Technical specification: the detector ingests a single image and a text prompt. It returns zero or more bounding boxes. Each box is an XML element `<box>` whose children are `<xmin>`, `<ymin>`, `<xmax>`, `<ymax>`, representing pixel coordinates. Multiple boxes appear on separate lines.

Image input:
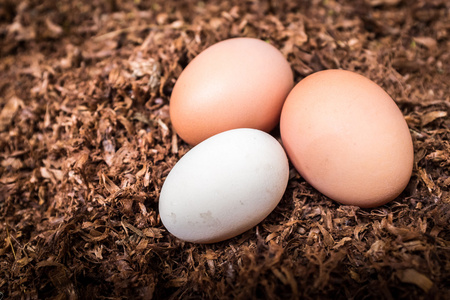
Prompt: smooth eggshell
<box><xmin>280</xmin><ymin>70</ymin><xmax>414</xmax><ymax>208</ymax></box>
<box><xmin>159</xmin><ymin>128</ymin><xmax>289</xmax><ymax>243</ymax></box>
<box><xmin>170</xmin><ymin>37</ymin><xmax>293</xmax><ymax>145</ymax></box>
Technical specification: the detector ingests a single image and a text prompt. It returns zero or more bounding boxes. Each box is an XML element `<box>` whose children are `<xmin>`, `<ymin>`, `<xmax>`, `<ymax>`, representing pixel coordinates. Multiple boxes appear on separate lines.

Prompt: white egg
<box><xmin>159</xmin><ymin>128</ymin><xmax>289</xmax><ymax>243</ymax></box>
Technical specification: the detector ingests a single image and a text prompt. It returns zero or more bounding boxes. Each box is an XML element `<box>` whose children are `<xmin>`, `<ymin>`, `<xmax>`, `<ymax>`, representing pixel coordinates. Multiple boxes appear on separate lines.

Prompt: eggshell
<box><xmin>159</xmin><ymin>128</ymin><xmax>289</xmax><ymax>243</ymax></box>
<box><xmin>280</xmin><ymin>70</ymin><xmax>414</xmax><ymax>208</ymax></box>
<box><xmin>170</xmin><ymin>37</ymin><xmax>293</xmax><ymax>145</ymax></box>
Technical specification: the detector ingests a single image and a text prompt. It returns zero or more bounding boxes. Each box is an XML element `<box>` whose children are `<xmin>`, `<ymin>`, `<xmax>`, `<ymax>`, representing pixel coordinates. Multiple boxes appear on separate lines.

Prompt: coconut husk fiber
<box><xmin>1</xmin><ymin>0</ymin><xmax>449</xmax><ymax>299</ymax></box>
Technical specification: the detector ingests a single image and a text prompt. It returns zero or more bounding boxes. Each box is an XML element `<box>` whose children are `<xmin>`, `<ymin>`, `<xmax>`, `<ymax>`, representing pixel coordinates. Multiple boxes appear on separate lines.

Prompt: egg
<box><xmin>159</xmin><ymin>128</ymin><xmax>289</xmax><ymax>243</ymax></box>
<box><xmin>280</xmin><ymin>70</ymin><xmax>414</xmax><ymax>208</ymax></box>
<box><xmin>170</xmin><ymin>37</ymin><xmax>293</xmax><ymax>145</ymax></box>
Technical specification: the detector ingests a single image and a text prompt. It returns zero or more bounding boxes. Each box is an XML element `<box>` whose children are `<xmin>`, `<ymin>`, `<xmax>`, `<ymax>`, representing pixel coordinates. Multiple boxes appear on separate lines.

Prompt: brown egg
<box><xmin>280</xmin><ymin>70</ymin><xmax>414</xmax><ymax>208</ymax></box>
<box><xmin>170</xmin><ymin>38</ymin><xmax>293</xmax><ymax>145</ymax></box>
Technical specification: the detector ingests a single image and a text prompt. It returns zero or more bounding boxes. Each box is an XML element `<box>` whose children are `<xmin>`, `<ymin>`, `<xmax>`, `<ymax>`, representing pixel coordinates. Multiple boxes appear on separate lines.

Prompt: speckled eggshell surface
<box><xmin>170</xmin><ymin>37</ymin><xmax>293</xmax><ymax>145</ymax></box>
<box><xmin>280</xmin><ymin>70</ymin><xmax>414</xmax><ymax>208</ymax></box>
<box><xmin>159</xmin><ymin>128</ymin><xmax>289</xmax><ymax>243</ymax></box>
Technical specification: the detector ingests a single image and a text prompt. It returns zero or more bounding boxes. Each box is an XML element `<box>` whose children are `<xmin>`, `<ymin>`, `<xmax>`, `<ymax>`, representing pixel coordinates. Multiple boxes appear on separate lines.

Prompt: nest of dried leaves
<box><xmin>1</xmin><ymin>0</ymin><xmax>449</xmax><ymax>299</ymax></box>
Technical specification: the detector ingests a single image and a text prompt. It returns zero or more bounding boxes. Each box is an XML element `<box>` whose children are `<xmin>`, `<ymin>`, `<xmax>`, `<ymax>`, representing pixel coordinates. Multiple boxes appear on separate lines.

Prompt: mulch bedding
<box><xmin>0</xmin><ymin>0</ymin><xmax>449</xmax><ymax>299</ymax></box>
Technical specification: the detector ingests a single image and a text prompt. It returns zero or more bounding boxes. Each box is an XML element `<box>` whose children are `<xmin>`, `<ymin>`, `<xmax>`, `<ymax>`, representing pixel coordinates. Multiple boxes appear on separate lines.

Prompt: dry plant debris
<box><xmin>0</xmin><ymin>0</ymin><xmax>449</xmax><ymax>299</ymax></box>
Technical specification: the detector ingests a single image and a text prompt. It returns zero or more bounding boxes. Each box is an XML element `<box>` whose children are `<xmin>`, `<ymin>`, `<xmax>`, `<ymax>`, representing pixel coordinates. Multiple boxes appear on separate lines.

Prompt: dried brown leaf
<box><xmin>101</xmin><ymin>172</ymin><xmax>120</xmax><ymax>195</ymax></box>
<box><xmin>367</xmin><ymin>240</ymin><xmax>386</xmax><ymax>260</ymax></box>
<box><xmin>366</xmin><ymin>0</ymin><xmax>401</xmax><ymax>7</ymax></box>
<box><xmin>413</xmin><ymin>37</ymin><xmax>438</xmax><ymax>50</ymax></box>
<box><xmin>418</xmin><ymin>168</ymin><xmax>436</xmax><ymax>192</ymax></box>
<box><xmin>45</xmin><ymin>18</ymin><xmax>63</xmax><ymax>38</ymax></box>
<box><xmin>0</xmin><ymin>96</ymin><xmax>23</xmax><ymax>131</ymax></box>
<box><xmin>333</xmin><ymin>237</ymin><xmax>352</xmax><ymax>249</ymax></box>
<box><xmin>421</xmin><ymin>111</ymin><xmax>447</xmax><ymax>126</ymax></box>
<box><xmin>397</xmin><ymin>269</ymin><xmax>433</xmax><ymax>293</ymax></box>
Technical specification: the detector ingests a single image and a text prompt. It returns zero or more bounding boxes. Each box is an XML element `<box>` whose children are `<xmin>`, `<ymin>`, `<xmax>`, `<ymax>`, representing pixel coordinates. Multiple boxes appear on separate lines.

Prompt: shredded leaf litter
<box><xmin>1</xmin><ymin>0</ymin><xmax>449</xmax><ymax>299</ymax></box>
